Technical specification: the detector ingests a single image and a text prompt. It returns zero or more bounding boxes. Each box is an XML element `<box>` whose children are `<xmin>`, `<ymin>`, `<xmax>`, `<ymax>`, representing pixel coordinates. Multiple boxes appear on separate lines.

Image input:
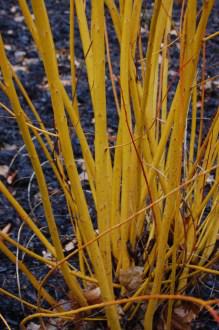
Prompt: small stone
<box><xmin>0</xmin><ymin>266</ymin><xmax>7</xmax><ymax>273</ymax></box>
<box><xmin>10</xmin><ymin>6</ymin><xmax>18</xmax><ymax>13</ymax></box>
<box><xmin>14</xmin><ymin>50</ymin><xmax>26</xmax><ymax>63</ymax></box>
<box><xmin>14</xmin><ymin>15</ymin><xmax>24</xmax><ymax>23</ymax></box>
<box><xmin>4</xmin><ymin>44</ymin><xmax>12</xmax><ymax>51</ymax></box>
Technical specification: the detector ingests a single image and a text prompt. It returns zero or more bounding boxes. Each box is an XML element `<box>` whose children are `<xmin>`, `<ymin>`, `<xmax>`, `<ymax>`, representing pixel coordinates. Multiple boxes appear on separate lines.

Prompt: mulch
<box><xmin>0</xmin><ymin>1</ymin><xmax>218</xmax><ymax>329</ymax></box>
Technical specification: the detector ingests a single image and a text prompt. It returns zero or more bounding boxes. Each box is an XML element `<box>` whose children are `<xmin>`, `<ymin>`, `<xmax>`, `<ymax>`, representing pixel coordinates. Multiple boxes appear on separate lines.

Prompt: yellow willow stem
<box><xmin>131</xmin><ymin>122</ymin><xmax>166</xmax><ymax>243</ymax></box>
<box><xmin>197</xmin><ymin>41</ymin><xmax>206</xmax><ymax>153</ymax></box>
<box><xmin>91</xmin><ymin>2</ymin><xmax>120</xmax><ymax>329</ymax></box>
<box><xmin>119</xmin><ymin>0</ymin><xmax>125</xmax><ymax>16</ymax></box>
<box><xmin>69</xmin><ymin>0</ymin><xmax>79</xmax><ymax>116</ymax></box>
<box><xmin>176</xmin><ymin>0</ymin><xmax>198</xmax><ymax>293</ymax></box>
<box><xmin>104</xmin><ymin>0</ymin><xmax>121</xmax><ymax>41</ymax></box>
<box><xmin>30</xmin><ymin>3</ymin><xmax>121</xmax><ymax>326</ymax></box>
<box><xmin>92</xmin><ymin>0</ymin><xmax>112</xmax><ymax>283</ymax></box>
<box><xmin>123</xmin><ymin>277</ymin><xmax>150</xmax><ymax>312</ymax></box>
<box><xmin>105</xmin><ymin>21</ymin><xmax>120</xmax><ymax>115</ymax></box>
<box><xmin>166</xmin><ymin>212</ymin><xmax>181</xmax><ymax>330</ymax></box>
<box><xmin>128</xmin><ymin>62</ymin><xmax>145</xmax><ymax>249</ymax></box>
<box><xmin>127</xmin><ymin>50</ymin><xmax>155</xmax><ymax>249</ymax></box>
<box><xmin>120</xmin><ymin>0</ymin><xmax>133</xmax><ymax>270</ymax></box>
<box><xmin>189</xmin><ymin>80</ymin><xmax>197</xmax><ymax>171</ymax></box>
<box><xmin>126</xmin><ymin>57</ymin><xmax>147</xmax><ymax>232</ymax></box>
<box><xmin>75</xmin><ymin>225</ymin><xmax>86</xmax><ymax>286</ymax></box>
<box><xmin>128</xmin><ymin>69</ymin><xmax>163</xmax><ymax>248</ymax></box>
<box><xmin>203</xmin><ymin>30</ymin><xmax>219</xmax><ymax>41</ymax></box>
<box><xmin>194</xmin><ymin>115</ymin><xmax>217</xmax><ymax>189</ymax></box>
<box><xmin>198</xmin><ymin>196</ymin><xmax>219</xmax><ymax>261</ymax></box>
<box><xmin>24</xmin><ymin>114</ymin><xmax>83</xmax><ymax>229</ymax></box>
<box><xmin>141</xmin><ymin>0</ymin><xmax>173</xmax><ymax>156</ymax></box>
<box><xmin>20</xmin><ymin>294</ymin><xmax>219</xmax><ymax>330</ymax></box>
<box><xmin>187</xmin><ymin>110</ymin><xmax>219</xmax><ymax>181</ymax></box>
<box><xmin>130</xmin><ymin>0</ymin><xmax>143</xmax><ymax>57</ymax></box>
<box><xmin>194</xmin><ymin>174</ymin><xmax>219</xmax><ymax>220</ymax></box>
<box><xmin>61</xmin><ymin>86</ymin><xmax>96</xmax><ymax>205</ymax></box>
<box><xmin>186</xmin><ymin>1</ymin><xmax>197</xmax><ymax>172</ymax></box>
<box><xmin>0</xmin><ymin>313</ymin><xmax>11</xmax><ymax>330</ymax></box>
<box><xmin>128</xmin><ymin>137</ymin><xmax>142</xmax><ymax>247</ymax></box>
<box><xmin>74</xmin><ymin>0</ymin><xmax>94</xmax><ymax>98</ymax></box>
<box><xmin>110</xmin><ymin>129</ymin><xmax>122</xmax><ymax>260</ymax></box>
<box><xmin>183</xmin><ymin>263</ymin><xmax>219</xmax><ymax>277</ymax></box>
<box><xmin>18</xmin><ymin>0</ymin><xmax>41</xmax><ymax>51</ymax></box>
<box><xmin>155</xmin><ymin>6</ymin><xmax>173</xmax><ymax>216</ymax></box>
<box><xmin>161</xmin><ymin>4</ymin><xmax>172</xmax><ymax>136</ymax></box>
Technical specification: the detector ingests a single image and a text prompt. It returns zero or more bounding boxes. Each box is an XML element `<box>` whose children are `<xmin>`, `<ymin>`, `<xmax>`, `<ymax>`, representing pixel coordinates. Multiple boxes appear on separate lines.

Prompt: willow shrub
<box><xmin>0</xmin><ymin>0</ymin><xmax>218</xmax><ymax>329</ymax></box>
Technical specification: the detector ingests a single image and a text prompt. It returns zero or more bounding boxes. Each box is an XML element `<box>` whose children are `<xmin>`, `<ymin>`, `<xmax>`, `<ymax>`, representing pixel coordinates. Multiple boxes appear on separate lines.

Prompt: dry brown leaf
<box><xmin>7</xmin><ymin>170</ymin><xmax>17</xmax><ymax>184</ymax></box>
<box><xmin>158</xmin><ymin>302</ymin><xmax>201</xmax><ymax>330</ymax></box>
<box><xmin>117</xmin><ymin>305</ymin><xmax>125</xmax><ymax>318</ymax></box>
<box><xmin>58</xmin><ymin>299</ymin><xmax>72</xmax><ymax>311</ymax></box>
<box><xmin>0</xmin><ymin>223</ymin><xmax>11</xmax><ymax>242</ymax></box>
<box><xmin>79</xmin><ymin>171</ymin><xmax>89</xmax><ymax>181</ymax></box>
<box><xmin>83</xmin><ymin>285</ymin><xmax>102</xmax><ymax>305</ymax></box>
<box><xmin>173</xmin><ymin>302</ymin><xmax>200</xmax><ymax>325</ymax></box>
<box><xmin>119</xmin><ymin>266</ymin><xmax>144</xmax><ymax>291</ymax></box>
<box><xmin>108</xmin><ymin>134</ymin><xmax>117</xmax><ymax>142</ymax></box>
<box><xmin>1</xmin><ymin>223</ymin><xmax>11</xmax><ymax>235</ymax></box>
<box><xmin>42</xmin><ymin>250</ymin><xmax>56</xmax><ymax>268</ymax></box>
<box><xmin>1</xmin><ymin>143</ymin><xmax>17</xmax><ymax>151</ymax></box>
<box><xmin>0</xmin><ymin>165</ymin><xmax>9</xmax><ymax>178</ymax></box>
<box><xmin>26</xmin><ymin>322</ymin><xmax>40</xmax><ymax>330</ymax></box>
<box><xmin>64</xmin><ymin>241</ymin><xmax>75</xmax><ymax>252</ymax></box>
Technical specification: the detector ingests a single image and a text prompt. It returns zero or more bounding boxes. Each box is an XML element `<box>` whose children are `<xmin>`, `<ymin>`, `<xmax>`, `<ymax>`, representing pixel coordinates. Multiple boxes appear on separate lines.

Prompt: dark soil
<box><xmin>0</xmin><ymin>1</ymin><xmax>218</xmax><ymax>329</ymax></box>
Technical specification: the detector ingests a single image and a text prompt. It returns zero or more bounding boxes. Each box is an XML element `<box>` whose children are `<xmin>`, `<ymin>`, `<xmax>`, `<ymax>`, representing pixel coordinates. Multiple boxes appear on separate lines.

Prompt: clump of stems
<box><xmin>0</xmin><ymin>0</ymin><xmax>218</xmax><ymax>329</ymax></box>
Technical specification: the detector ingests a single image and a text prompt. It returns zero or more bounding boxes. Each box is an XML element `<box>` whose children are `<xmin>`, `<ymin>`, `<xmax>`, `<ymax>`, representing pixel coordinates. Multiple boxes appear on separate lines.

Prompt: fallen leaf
<box><xmin>117</xmin><ymin>305</ymin><xmax>125</xmax><ymax>318</ymax></box>
<box><xmin>0</xmin><ymin>224</ymin><xmax>11</xmax><ymax>242</ymax></box>
<box><xmin>42</xmin><ymin>250</ymin><xmax>53</xmax><ymax>264</ymax></box>
<box><xmin>108</xmin><ymin>134</ymin><xmax>117</xmax><ymax>143</ymax></box>
<box><xmin>7</xmin><ymin>170</ymin><xmax>17</xmax><ymax>184</ymax></box>
<box><xmin>83</xmin><ymin>285</ymin><xmax>102</xmax><ymax>304</ymax></box>
<box><xmin>14</xmin><ymin>15</ymin><xmax>24</xmax><ymax>23</ymax></box>
<box><xmin>1</xmin><ymin>223</ymin><xmax>11</xmax><ymax>234</ymax></box>
<box><xmin>58</xmin><ymin>299</ymin><xmax>72</xmax><ymax>311</ymax></box>
<box><xmin>4</xmin><ymin>44</ymin><xmax>12</xmax><ymax>51</ymax></box>
<box><xmin>10</xmin><ymin>5</ymin><xmax>18</xmax><ymax>13</ymax></box>
<box><xmin>64</xmin><ymin>241</ymin><xmax>75</xmax><ymax>252</ymax></box>
<box><xmin>173</xmin><ymin>302</ymin><xmax>200</xmax><ymax>324</ymax></box>
<box><xmin>26</xmin><ymin>322</ymin><xmax>40</xmax><ymax>330</ymax></box>
<box><xmin>119</xmin><ymin>266</ymin><xmax>144</xmax><ymax>291</ymax></box>
<box><xmin>0</xmin><ymin>165</ymin><xmax>9</xmax><ymax>178</ymax></box>
<box><xmin>159</xmin><ymin>302</ymin><xmax>201</xmax><ymax>330</ymax></box>
<box><xmin>79</xmin><ymin>171</ymin><xmax>89</xmax><ymax>181</ymax></box>
<box><xmin>206</xmin><ymin>174</ymin><xmax>214</xmax><ymax>185</ymax></box>
<box><xmin>170</xmin><ymin>29</ymin><xmax>178</xmax><ymax>36</ymax></box>
<box><xmin>1</xmin><ymin>143</ymin><xmax>17</xmax><ymax>151</ymax></box>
